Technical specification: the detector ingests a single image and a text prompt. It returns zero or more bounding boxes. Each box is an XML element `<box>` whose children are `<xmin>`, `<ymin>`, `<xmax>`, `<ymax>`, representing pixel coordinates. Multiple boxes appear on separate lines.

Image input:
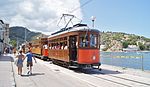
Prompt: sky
<box><xmin>0</xmin><ymin>0</ymin><xmax>82</xmax><ymax>34</ymax></box>
<box><xmin>0</xmin><ymin>0</ymin><xmax>150</xmax><ymax>38</ymax></box>
<box><xmin>80</xmin><ymin>0</ymin><xmax>150</xmax><ymax>38</ymax></box>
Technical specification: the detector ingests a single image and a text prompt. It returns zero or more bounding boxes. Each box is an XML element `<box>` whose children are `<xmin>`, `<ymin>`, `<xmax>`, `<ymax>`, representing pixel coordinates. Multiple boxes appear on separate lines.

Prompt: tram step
<box><xmin>72</xmin><ymin>61</ymin><xmax>77</xmax><ymax>63</ymax></box>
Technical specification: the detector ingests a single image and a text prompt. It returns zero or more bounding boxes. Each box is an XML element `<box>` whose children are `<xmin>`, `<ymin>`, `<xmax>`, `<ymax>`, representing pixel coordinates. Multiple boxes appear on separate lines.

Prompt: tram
<box><xmin>30</xmin><ymin>14</ymin><xmax>101</xmax><ymax>69</ymax></box>
<box><xmin>29</xmin><ymin>37</ymin><xmax>48</xmax><ymax>60</ymax></box>
<box><xmin>48</xmin><ymin>23</ymin><xmax>101</xmax><ymax>68</ymax></box>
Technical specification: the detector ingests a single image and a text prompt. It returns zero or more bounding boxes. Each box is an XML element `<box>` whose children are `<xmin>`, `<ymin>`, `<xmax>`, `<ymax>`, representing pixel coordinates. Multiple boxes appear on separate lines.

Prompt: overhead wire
<box><xmin>49</xmin><ymin>0</ymin><xmax>93</xmax><ymax>28</ymax></box>
<box><xmin>67</xmin><ymin>0</ymin><xmax>93</xmax><ymax>25</ymax></box>
<box><xmin>70</xmin><ymin>0</ymin><xmax>93</xmax><ymax>13</ymax></box>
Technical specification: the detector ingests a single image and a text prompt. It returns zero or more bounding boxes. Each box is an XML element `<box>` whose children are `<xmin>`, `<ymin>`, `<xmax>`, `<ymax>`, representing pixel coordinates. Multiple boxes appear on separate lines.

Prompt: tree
<box><xmin>146</xmin><ymin>45</ymin><xmax>150</xmax><ymax>50</ymax></box>
<box><xmin>139</xmin><ymin>45</ymin><xmax>145</xmax><ymax>50</ymax></box>
<box><xmin>138</xmin><ymin>42</ymin><xmax>145</xmax><ymax>50</ymax></box>
<box><xmin>10</xmin><ymin>40</ymin><xmax>17</xmax><ymax>47</ymax></box>
<box><xmin>122</xmin><ymin>41</ymin><xmax>128</xmax><ymax>48</ymax></box>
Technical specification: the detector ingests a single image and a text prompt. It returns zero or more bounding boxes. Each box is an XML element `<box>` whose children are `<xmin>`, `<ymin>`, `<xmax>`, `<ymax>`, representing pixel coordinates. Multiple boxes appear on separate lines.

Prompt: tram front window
<box><xmin>79</xmin><ymin>34</ymin><xmax>89</xmax><ymax>47</ymax></box>
<box><xmin>90</xmin><ymin>34</ymin><xmax>97</xmax><ymax>48</ymax></box>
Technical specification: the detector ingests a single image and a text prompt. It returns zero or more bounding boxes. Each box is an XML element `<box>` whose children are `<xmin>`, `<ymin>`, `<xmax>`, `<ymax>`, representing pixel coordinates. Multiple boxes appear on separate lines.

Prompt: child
<box><xmin>16</xmin><ymin>50</ymin><xmax>25</xmax><ymax>75</ymax></box>
<box><xmin>26</xmin><ymin>50</ymin><xmax>37</xmax><ymax>75</ymax></box>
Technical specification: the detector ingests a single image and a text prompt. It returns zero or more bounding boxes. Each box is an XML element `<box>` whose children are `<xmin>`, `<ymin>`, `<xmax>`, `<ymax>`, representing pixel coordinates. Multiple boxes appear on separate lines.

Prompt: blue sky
<box><xmin>80</xmin><ymin>0</ymin><xmax>150</xmax><ymax>38</ymax></box>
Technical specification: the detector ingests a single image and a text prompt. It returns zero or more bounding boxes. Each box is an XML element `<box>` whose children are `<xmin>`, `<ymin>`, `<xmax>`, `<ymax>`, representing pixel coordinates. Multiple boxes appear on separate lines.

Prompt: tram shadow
<box><xmin>70</xmin><ymin>68</ymin><xmax>122</xmax><ymax>75</ymax></box>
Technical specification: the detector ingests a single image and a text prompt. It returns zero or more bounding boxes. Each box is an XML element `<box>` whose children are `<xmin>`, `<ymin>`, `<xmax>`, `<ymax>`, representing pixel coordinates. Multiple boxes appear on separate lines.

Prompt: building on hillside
<box><xmin>100</xmin><ymin>45</ymin><xmax>106</xmax><ymax>51</ymax></box>
<box><xmin>123</xmin><ymin>45</ymin><xmax>139</xmax><ymax>52</ymax></box>
<box><xmin>137</xmin><ymin>40</ymin><xmax>145</xmax><ymax>45</ymax></box>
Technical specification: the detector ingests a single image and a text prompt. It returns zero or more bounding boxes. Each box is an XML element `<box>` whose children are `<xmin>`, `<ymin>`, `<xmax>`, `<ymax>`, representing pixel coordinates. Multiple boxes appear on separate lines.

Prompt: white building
<box><xmin>3</xmin><ymin>24</ymin><xmax>10</xmax><ymax>47</ymax></box>
<box><xmin>0</xmin><ymin>20</ymin><xmax>10</xmax><ymax>54</ymax></box>
<box><xmin>123</xmin><ymin>45</ymin><xmax>139</xmax><ymax>52</ymax></box>
<box><xmin>0</xmin><ymin>20</ymin><xmax>4</xmax><ymax>54</ymax></box>
<box><xmin>100</xmin><ymin>45</ymin><xmax>106</xmax><ymax>51</ymax></box>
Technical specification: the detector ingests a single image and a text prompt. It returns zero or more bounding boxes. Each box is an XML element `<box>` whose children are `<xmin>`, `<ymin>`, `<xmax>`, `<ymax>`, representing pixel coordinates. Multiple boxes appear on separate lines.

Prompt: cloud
<box><xmin>0</xmin><ymin>0</ymin><xmax>83</xmax><ymax>35</ymax></box>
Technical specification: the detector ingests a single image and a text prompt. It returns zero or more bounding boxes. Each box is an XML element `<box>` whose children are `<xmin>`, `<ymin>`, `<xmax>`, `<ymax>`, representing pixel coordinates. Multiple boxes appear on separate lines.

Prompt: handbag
<box><xmin>14</xmin><ymin>59</ymin><xmax>18</xmax><ymax>65</ymax></box>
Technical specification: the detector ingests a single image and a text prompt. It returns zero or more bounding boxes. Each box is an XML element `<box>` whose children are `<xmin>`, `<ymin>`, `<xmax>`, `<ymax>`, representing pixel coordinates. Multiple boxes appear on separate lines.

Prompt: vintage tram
<box><xmin>48</xmin><ymin>23</ymin><xmax>101</xmax><ymax>68</ymax></box>
<box><xmin>29</xmin><ymin>37</ymin><xmax>48</xmax><ymax>60</ymax></box>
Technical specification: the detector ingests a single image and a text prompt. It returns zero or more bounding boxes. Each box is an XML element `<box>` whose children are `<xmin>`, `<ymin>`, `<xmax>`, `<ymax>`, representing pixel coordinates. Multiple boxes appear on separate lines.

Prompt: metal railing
<box><xmin>101</xmin><ymin>52</ymin><xmax>150</xmax><ymax>71</ymax></box>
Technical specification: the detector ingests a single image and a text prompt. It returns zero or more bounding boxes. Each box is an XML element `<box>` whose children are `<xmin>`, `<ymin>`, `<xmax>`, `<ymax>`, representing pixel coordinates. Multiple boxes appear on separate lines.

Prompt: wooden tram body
<box><xmin>48</xmin><ymin>24</ymin><xmax>101</xmax><ymax>68</ymax></box>
<box><xmin>30</xmin><ymin>37</ymin><xmax>48</xmax><ymax>60</ymax></box>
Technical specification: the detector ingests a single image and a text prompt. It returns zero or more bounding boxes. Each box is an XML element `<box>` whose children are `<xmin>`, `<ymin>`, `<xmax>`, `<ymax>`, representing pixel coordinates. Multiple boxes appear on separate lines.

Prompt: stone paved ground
<box><xmin>0</xmin><ymin>54</ymin><xmax>15</xmax><ymax>87</ymax></box>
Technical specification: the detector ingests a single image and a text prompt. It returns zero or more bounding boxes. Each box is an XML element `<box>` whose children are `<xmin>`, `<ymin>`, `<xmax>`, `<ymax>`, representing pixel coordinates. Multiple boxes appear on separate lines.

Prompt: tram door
<box><xmin>69</xmin><ymin>36</ymin><xmax>77</xmax><ymax>61</ymax></box>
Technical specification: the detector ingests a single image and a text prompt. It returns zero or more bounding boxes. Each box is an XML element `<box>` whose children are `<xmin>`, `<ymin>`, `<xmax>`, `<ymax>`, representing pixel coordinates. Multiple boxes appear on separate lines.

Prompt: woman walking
<box><xmin>16</xmin><ymin>50</ymin><xmax>25</xmax><ymax>75</ymax></box>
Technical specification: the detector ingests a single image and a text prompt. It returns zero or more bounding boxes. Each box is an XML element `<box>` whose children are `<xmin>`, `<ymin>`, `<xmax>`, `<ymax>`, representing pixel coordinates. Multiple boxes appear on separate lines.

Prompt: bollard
<box><xmin>141</xmin><ymin>54</ymin><xmax>144</xmax><ymax>71</ymax></box>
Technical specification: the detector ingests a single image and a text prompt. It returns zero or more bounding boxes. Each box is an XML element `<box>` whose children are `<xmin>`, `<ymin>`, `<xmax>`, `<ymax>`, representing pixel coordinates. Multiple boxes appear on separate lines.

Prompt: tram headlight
<box><xmin>92</xmin><ymin>56</ymin><xmax>96</xmax><ymax>60</ymax></box>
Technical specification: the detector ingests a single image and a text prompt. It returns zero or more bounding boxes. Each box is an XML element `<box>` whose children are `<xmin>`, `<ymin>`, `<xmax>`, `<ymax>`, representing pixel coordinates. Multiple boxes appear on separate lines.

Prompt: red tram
<box><xmin>29</xmin><ymin>13</ymin><xmax>101</xmax><ymax>68</ymax></box>
<box><xmin>48</xmin><ymin>24</ymin><xmax>101</xmax><ymax>68</ymax></box>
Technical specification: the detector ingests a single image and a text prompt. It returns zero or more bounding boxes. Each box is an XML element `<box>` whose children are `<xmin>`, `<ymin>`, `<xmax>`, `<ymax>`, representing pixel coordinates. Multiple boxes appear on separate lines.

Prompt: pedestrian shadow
<box><xmin>0</xmin><ymin>55</ymin><xmax>14</xmax><ymax>62</ymax></box>
<box><xmin>21</xmin><ymin>72</ymin><xmax>45</xmax><ymax>77</ymax></box>
<box><xmin>71</xmin><ymin>68</ymin><xmax>122</xmax><ymax>75</ymax></box>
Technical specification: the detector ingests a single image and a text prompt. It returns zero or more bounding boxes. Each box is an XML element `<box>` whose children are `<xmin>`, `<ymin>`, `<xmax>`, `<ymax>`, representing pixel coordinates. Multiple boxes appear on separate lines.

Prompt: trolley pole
<box><xmin>91</xmin><ymin>16</ymin><xmax>96</xmax><ymax>29</ymax></box>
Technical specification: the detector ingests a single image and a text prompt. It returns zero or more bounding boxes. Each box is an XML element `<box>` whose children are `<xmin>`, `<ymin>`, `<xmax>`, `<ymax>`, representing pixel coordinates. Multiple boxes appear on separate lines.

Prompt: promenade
<box><xmin>1</xmin><ymin>54</ymin><xmax>150</xmax><ymax>87</ymax></box>
<box><xmin>0</xmin><ymin>54</ymin><xmax>15</xmax><ymax>87</ymax></box>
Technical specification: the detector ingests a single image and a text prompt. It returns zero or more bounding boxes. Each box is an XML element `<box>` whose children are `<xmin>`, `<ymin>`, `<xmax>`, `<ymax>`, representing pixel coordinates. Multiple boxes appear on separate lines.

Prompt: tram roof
<box><xmin>48</xmin><ymin>24</ymin><xmax>99</xmax><ymax>38</ymax></box>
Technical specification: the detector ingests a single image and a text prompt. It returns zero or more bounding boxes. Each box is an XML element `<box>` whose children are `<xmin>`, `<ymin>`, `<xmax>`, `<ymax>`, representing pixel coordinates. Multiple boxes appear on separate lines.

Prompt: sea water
<box><xmin>101</xmin><ymin>52</ymin><xmax>150</xmax><ymax>70</ymax></box>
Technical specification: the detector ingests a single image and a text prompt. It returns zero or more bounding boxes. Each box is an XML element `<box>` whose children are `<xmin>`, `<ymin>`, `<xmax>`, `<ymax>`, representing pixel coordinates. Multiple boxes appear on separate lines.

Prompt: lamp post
<box><xmin>91</xmin><ymin>16</ymin><xmax>96</xmax><ymax>29</ymax></box>
<box><xmin>25</xmin><ymin>28</ymin><xmax>27</xmax><ymax>43</ymax></box>
<box><xmin>24</xmin><ymin>27</ymin><xmax>27</xmax><ymax>53</ymax></box>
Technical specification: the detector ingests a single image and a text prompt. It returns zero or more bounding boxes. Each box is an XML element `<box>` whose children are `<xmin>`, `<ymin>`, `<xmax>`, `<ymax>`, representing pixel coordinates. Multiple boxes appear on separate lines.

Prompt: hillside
<box><xmin>9</xmin><ymin>26</ymin><xmax>43</xmax><ymax>46</ymax></box>
<box><xmin>101</xmin><ymin>31</ymin><xmax>150</xmax><ymax>51</ymax></box>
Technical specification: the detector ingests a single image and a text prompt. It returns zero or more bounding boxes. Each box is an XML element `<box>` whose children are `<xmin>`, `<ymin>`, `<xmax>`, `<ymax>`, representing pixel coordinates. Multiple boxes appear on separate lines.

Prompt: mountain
<box><xmin>9</xmin><ymin>26</ymin><xmax>42</xmax><ymax>45</ymax></box>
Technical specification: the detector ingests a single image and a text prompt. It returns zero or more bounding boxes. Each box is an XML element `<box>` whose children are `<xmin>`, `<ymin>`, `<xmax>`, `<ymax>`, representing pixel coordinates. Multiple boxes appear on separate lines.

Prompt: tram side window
<box><xmin>43</xmin><ymin>44</ymin><xmax>48</xmax><ymax>49</ymax></box>
<box><xmin>64</xmin><ymin>41</ymin><xmax>68</xmax><ymax>49</ymax></box>
<box><xmin>79</xmin><ymin>34</ymin><xmax>89</xmax><ymax>47</ymax></box>
<box><xmin>90</xmin><ymin>34</ymin><xmax>97</xmax><ymax>48</ymax></box>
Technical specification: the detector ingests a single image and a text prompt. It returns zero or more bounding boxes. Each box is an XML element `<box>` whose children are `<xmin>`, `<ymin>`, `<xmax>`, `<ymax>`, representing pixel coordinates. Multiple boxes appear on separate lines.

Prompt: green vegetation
<box><xmin>101</xmin><ymin>31</ymin><xmax>150</xmax><ymax>51</ymax></box>
<box><xmin>122</xmin><ymin>41</ymin><xmax>128</xmax><ymax>48</ymax></box>
<box><xmin>9</xmin><ymin>26</ymin><xmax>42</xmax><ymax>47</ymax></box>
<box><xmin>138</xmin><ymin>42</ymin><xmax>145</xmax><ymax>50</ymax></box>
<box><xmin>9</xmin><ymin>40</ymin><xmax>17</xmax><ymax>47</ymax></box>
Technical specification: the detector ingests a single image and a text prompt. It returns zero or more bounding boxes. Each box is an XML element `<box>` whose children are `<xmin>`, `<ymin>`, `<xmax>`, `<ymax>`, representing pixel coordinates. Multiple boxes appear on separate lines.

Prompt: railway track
<box><xmin>76</xmin><ymin>69</ymin><xmax>150</xmax><ymax>87</ymax></box>
<box><xmin>36</xmin><ymin>59</ymin><xmax>150</xmax><ymax>87</ymax></box>
<box><xmin>99</xmin><ymin>73</ymin><xmax>150</xmax><ymax>86</ymax></box>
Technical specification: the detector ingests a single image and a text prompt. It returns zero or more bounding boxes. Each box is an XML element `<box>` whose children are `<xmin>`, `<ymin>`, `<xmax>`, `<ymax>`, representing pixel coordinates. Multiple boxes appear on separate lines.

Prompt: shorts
<box><xmin>27</xmin><ymin>61</ymin><xmax>33</xmax><ymax>67</ymax></box>
<box><xmin>17</xmin><ymin>63</ymin><xmax>23</xmax><ymax>68</ymax></box>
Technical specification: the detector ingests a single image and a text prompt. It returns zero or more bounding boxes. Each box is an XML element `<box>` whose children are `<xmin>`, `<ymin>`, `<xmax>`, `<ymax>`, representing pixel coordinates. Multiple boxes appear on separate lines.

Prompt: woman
<box><xmin>16</xmin><ymin>50</ymin><xmax>25</xmax><ymax>75</ymax></box>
